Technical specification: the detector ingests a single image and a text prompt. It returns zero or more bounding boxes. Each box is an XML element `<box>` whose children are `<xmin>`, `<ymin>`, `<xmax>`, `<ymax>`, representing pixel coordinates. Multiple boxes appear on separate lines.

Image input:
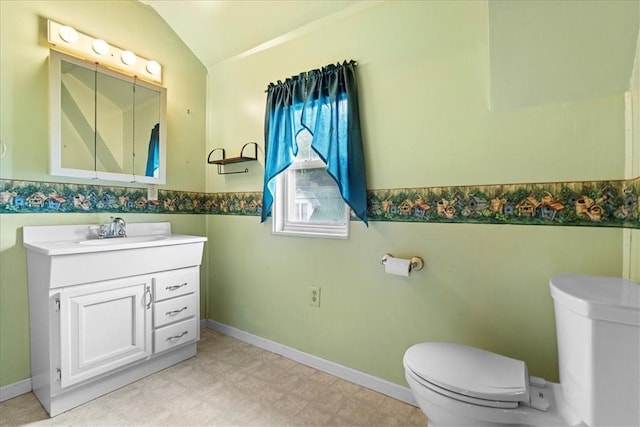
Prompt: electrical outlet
<box><xmin>310</xmin><ymin>285</ymin><xmax>321</xmax><ymax>307</ymax></box>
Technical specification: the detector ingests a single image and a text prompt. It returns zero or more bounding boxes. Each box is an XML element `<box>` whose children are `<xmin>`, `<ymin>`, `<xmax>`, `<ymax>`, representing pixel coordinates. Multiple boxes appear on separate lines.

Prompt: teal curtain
<box><xmin>145</xmin><ymin>123</ymin><xmax>159</xmax><ymax>177</ymax></box>
<box><xmin>261</xmin><ymin>60</ymin><xmax>368</xmax><ymax>225</ymax></box>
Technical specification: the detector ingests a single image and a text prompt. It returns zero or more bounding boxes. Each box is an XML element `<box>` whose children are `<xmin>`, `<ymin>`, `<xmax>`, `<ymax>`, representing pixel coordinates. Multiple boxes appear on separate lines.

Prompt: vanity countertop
<box><xmin>23</xmin><ymin>222</ymin><xmax>206</xmax><ymax>256</ymax></box>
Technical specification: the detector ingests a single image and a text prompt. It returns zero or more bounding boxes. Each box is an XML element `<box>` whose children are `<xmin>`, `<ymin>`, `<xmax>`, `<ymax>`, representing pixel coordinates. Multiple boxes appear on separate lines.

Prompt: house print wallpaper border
<box><xmin>1</xmin><ymin>177</ymin><xmax>638</xmax><ymax>229</ymax></box>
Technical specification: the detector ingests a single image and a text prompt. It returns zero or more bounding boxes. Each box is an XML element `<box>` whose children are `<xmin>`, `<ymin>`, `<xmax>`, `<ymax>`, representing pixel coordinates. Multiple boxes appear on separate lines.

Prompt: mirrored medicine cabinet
<box><xmin>49</xmin><ymin>49</ymin><xmax>167</xmax><ymax>184</ymax></box>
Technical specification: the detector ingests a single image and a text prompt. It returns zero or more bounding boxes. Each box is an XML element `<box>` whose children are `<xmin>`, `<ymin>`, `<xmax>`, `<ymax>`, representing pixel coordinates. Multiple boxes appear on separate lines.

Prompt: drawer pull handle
<box><xmin>166</xmin><ymin>331</ymin><xmax>188</xmax><ymax>341</ymax></box>
<box><xmin>166</xmin><ymin>282</ymin><xmax>188</xmax><ymax>291</ymax></box>
<box><xmin>166</xmin><ymin>306</ymin><xmax>188</xmax><ymax>316</ymax></box>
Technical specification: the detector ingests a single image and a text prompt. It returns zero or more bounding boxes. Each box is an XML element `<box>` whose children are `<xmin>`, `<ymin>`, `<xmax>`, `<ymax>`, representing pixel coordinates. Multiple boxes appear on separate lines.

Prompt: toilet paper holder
<box><xmin>380</xmin><ymin>253</ymin><xmax>424</xmax><ymax>273</ymax></box>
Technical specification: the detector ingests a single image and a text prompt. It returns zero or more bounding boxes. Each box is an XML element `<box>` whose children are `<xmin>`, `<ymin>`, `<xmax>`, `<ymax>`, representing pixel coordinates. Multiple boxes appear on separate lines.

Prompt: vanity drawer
<box><xmin>154</xmin><ymin>293</ymin><xmax>197</xmax><ymax>328</ymax></box>
<box><xmin>154</xmin><ymin>317</ymin><xmax>198</xmax><ymax>354</ymax></box>
<box><xmin>154</xmin><ymin>267</ymin><xmax>199</xmax><ymax>301</ymax></box>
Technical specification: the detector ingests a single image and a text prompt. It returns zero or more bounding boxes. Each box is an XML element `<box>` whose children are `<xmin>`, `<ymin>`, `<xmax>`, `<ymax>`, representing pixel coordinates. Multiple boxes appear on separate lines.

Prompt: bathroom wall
<box><xmin>0</xmin><ymin>1</ymin><xmax>207</xmax><ymax>388</ymax></box>
<box><xmin>627</xmin><ymin>12</ymin><xmax>640</xmax><ymax>281</ymax></box>
<box><xmin>205</xmin><ymin>0</ymin><xmax>636</xmax><ymax>388</ymax></box>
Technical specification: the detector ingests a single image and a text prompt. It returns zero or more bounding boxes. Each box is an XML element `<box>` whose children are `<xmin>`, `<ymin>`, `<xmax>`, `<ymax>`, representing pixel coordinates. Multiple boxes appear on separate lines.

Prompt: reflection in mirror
<box><xmin>60</xmin><ymin>60</ymin><xmax>96</xmax><ymax>171</ymax></box>
<box><xmin>133</xmin><ymin>84</ymin><xmax>161</xmax><ymax>178</ymax></box>
<box><xmin>95</xmin><ymin>67</ymin><xmax>134</xmax><ymax>175</ymax></box>
<box><xmin>50</xmin><ymin>50</ymin><xmax>166</xmax><ymax>184</ymax></box>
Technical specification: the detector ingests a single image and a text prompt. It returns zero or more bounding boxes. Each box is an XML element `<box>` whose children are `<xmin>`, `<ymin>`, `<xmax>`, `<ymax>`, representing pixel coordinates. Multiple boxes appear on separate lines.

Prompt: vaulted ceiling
<box><xmin>142</xmin><ymin>0</ymin><xmax>639</xmax><ymax>110</ymax></box>
<box><xmin>141</xmin><ymin>0</ymin><xmax>359</xmax><ymax>67</ymax></box>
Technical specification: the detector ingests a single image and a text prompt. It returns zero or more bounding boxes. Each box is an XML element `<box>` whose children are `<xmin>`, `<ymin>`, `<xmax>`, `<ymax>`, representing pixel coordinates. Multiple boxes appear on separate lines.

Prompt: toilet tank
<box><xmin>550</xmin><ymin>274</ymin><xmax>640</xmax><ymax>427</ymax></box>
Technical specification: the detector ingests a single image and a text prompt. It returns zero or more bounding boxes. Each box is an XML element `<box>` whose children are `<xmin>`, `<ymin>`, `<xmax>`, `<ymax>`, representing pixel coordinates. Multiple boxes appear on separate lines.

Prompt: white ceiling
<box><xmin>141</xmin><ymin>0</ymin><xmax>360</xmax><ymax>67</ymax></box>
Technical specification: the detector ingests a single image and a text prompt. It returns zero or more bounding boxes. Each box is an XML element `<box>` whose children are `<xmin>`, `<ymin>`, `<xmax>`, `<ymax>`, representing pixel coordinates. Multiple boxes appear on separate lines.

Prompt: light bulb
<box><xmin>92</xmin><ymin>39</ymin><xmax>110</xmax><ymax>55</ymax></box>
<box><xmin>146</xmin><ymin>60</ymin><xmax>161</xmax><ymax>75</ymax></box>
<box><xmin>121</xmin><ymin>50</ymin><xmax>137</xmax><ymax>66</ymax></box>
<box><xmin>58</xmin><ymin>26</ymin><xmax>78</xmax><ymax>43</ymax></box>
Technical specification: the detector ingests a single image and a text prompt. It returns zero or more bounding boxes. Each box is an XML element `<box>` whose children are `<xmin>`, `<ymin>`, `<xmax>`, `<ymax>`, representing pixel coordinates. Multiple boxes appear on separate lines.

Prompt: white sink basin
<box><xmin>78</xmin><ymin>235</ymin><xmax>168</xmax><ymax>246</ymax></box>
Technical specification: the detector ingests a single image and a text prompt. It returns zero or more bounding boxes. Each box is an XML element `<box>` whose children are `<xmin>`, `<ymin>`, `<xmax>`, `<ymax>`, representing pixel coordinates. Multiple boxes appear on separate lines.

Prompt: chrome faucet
<box><xmin>111</xmin><ymin>217</ymin><xmax>126</xmax><ymax>237</ymax></box>
<box><xmin>99</xmin><ymin>217</ymin><xmax>127</xmax><ymax>238</ymax></box>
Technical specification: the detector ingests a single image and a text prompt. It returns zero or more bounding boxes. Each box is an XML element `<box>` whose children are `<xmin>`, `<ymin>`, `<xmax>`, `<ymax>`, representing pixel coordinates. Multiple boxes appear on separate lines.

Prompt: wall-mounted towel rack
<box><xmin>207</xmin><ymin>142</ymin><xmax>258</xmax><ymax>175</ymax></box>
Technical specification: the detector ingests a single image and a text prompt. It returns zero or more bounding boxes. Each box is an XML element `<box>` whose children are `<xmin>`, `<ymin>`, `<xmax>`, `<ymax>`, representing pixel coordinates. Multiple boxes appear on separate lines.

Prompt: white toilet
<box><xmin>403</xmin><ymin>274</ymin><xmax>640</xmax><ymax>427</ymax></box>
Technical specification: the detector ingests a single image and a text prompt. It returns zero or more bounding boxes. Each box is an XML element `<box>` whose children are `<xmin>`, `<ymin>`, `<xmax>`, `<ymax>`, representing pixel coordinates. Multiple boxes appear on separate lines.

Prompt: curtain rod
<box><xmin>265</xmin><ymin>60</ymin><xmax>358</xmax><ymax>92</ymax></box>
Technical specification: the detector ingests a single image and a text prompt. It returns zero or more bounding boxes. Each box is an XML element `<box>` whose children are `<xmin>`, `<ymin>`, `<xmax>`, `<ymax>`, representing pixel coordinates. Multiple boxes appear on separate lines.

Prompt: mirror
<box><xmin>49</xmin><ymin>50</ymin><xmax>167</xmax><ymax>184</ymax></box>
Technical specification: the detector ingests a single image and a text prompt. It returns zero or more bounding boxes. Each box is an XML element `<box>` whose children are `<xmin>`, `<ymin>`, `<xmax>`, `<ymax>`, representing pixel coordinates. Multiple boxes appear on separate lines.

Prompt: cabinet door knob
<box><xmin>145</xmin><ymin>286</ymin><xmax>152</xmax><ymax>309</ymax></box>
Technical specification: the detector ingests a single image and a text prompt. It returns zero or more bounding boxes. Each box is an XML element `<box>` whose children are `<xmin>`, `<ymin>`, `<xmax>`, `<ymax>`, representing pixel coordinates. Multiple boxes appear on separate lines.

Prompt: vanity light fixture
<box><xmin>121</xmin><ymin>50</ymin><xmax>137</xmax><ymax>66</ymax></box>
<box><xmin>92</xmin><ymin>39</ymin><xmax>110</xmax><ymax>56</ymax></box>
<box><xmin>146</xmin><ymin>60</ymin><xmax>161</xmax><ymax>76</ymax></box>
<box><xmin>47</xmin><ymin>19</ymin><xmax>162</xmax><ymax>84</ymax></box>
<box><xmin>58</xmin><ymin>25</ymin><xmax>78</xmax><ymax>43</ymax></box>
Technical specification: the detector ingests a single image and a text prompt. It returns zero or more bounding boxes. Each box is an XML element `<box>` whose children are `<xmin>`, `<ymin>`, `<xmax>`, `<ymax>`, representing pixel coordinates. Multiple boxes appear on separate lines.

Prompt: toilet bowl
<box><xmin>403</xmin><ymin>275</ymin><xmax>640</xmax><ymax>427</ymax></box>
<box><xmin>404</xmin><ymin>342</ymin><xmax>584</xmax><ymax>426</ymax></box>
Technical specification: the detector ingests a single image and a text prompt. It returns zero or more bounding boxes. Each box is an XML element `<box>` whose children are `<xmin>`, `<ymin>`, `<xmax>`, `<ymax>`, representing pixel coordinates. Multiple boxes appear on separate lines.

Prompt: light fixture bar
<box><xmin>47</xmin><ymin>19</ymin><xmax>162</xmax><ymax>84</ymax></box>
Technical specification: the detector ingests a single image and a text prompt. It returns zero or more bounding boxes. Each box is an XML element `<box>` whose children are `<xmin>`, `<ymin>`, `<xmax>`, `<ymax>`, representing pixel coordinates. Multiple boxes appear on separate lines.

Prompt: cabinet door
<box><xmin>59</xmin><ymin>276</ymin><xmax>152</xmax><ymax>388</ymax></box>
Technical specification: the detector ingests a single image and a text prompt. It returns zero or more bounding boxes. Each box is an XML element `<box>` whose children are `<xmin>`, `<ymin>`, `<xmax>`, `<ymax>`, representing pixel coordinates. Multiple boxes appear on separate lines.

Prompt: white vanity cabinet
<box><xmin>23</xmin><ymin>222</ymin><xmax>206</xmax><ymax>417</ymax></box>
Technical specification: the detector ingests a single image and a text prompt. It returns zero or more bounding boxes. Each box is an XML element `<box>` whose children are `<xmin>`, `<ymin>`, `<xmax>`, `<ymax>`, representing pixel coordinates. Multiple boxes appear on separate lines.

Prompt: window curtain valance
<box><xmin>261</xmin><ymin>60</ymin><xmax>368</xmax><ymax>225</ymax></box>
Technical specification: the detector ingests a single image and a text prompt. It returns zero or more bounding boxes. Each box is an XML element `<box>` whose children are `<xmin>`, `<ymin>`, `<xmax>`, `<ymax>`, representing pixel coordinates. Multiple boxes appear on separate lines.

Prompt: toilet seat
<box><xmin>405</xmin><ymin>368</ymin><xmax>522</xmax><ymax>409</ymax></box>
<box><xmin>403</xmin><ymin>342</ymin><xmax>530</xmax><ymax>409</ymax></box>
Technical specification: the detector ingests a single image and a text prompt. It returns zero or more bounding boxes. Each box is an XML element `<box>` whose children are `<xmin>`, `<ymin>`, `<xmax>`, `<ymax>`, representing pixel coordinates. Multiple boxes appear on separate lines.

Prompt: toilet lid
<box><xmin>404</xmin><ymin>342</ymin><xmax>530</xmax><ymax>404</ymax></box>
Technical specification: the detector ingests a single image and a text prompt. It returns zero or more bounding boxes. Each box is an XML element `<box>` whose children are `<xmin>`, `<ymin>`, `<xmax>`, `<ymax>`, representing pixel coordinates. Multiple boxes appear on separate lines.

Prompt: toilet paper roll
<box><xmin>385</xmin><ymin>257</ymin><xmax>411</xmax><ymax>277</ymax></box>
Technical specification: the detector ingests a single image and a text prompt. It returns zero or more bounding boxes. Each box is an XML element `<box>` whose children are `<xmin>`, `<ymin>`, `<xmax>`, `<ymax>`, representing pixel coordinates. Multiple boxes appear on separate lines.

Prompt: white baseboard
<box><xmin>1</xmin><ymin>320</ymin><xmax>417</xmax><ymax>407</ymax></box>
<box><xmin>0</xmin><ymin>378</ymin><xmax>31</xmax><ymax>402</ymax></box>
<box><xmin>204</xmin><ymin>319</ymin><xmax>417</xmax><ymax>407</ymax></box>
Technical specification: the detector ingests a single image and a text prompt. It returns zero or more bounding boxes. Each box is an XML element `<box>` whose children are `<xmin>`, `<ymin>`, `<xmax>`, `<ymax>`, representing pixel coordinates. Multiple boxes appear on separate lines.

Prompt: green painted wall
<box><xmin>627</xmin><ymin>9</ymin><xmax>640</xmax><ymax>282</ymax></box>
<box><xmin>488</xmin><ymin>0</ymin><xmax>638</xmax><ymax>111</ymax></box>
<box><xmin>205</xmin><ymin>0</ymin><xmax>635</xmax><ymax>388</ymax></box>
<box><xmin>0</xmin><ymin>0</ymin><xmax>207</xmax><ymax>387</ymax></box>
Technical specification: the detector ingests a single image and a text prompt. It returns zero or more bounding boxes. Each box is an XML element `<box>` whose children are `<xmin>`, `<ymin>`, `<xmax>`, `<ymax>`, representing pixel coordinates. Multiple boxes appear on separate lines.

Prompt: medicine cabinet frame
<box><xmin>49</xmin><ymin>49</ymin><xmax>167</xmax><ymax>184</ymax></box>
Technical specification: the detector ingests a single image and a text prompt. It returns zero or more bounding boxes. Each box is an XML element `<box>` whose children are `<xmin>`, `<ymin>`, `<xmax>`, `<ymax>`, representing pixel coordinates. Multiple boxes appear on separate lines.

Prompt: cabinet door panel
<box><xmin>59</xmin><ymin>276</ymin><xmax>152</xmax><ymax>388</ymax></box>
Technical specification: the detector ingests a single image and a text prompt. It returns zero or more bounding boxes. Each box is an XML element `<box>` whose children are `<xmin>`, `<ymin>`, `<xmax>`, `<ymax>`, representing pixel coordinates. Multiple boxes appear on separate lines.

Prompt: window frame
<box><xmin>272</xmin><ymin>157</ymin><xmax>350</xmax><ymax>239</ymax></box>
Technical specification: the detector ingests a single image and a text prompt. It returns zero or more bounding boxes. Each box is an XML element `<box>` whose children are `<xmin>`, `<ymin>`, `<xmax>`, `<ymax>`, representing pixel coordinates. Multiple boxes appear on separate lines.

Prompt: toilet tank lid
<box><xmin>550</xmin><ymin>274</ymin><xmax>640</xmax><ymax>326</ymax></box>
<box><xmin>403</xmin><ymin>342</ymin><xmax>530</xmax><ymax>403</ymax></box>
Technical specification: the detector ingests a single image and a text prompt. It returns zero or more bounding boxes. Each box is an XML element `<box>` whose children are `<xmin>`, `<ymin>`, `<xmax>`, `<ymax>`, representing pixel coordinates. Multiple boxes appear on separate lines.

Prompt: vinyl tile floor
<box><xmin>0</xmin><ymin>328</ymin><xmax>427</xmax><ymax>426</ymax></box>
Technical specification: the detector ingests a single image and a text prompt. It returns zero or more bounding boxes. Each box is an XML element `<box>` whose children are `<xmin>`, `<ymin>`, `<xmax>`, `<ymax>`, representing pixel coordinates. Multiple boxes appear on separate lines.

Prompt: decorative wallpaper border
<box><xmin>1</xmin><ymin>178</ymin><xmax>638</xmax><ymax>229</ymax></box>
<box><xmin>367</xmin><ymin>178</ymin><xmax>639</xmax><ymax>229</ymax></box>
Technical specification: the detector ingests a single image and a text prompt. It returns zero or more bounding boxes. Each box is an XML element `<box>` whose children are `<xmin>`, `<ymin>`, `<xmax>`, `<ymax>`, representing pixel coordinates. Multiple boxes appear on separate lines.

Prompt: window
<box><xmin>273</xmin><ymin>129</ymin><xmax>350</xmax><ymax>238</ymax></box>
<box><xmin>261</xmin><ymin>61</ymin><xmax>368</xmax><ymax>235</ymax></box>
